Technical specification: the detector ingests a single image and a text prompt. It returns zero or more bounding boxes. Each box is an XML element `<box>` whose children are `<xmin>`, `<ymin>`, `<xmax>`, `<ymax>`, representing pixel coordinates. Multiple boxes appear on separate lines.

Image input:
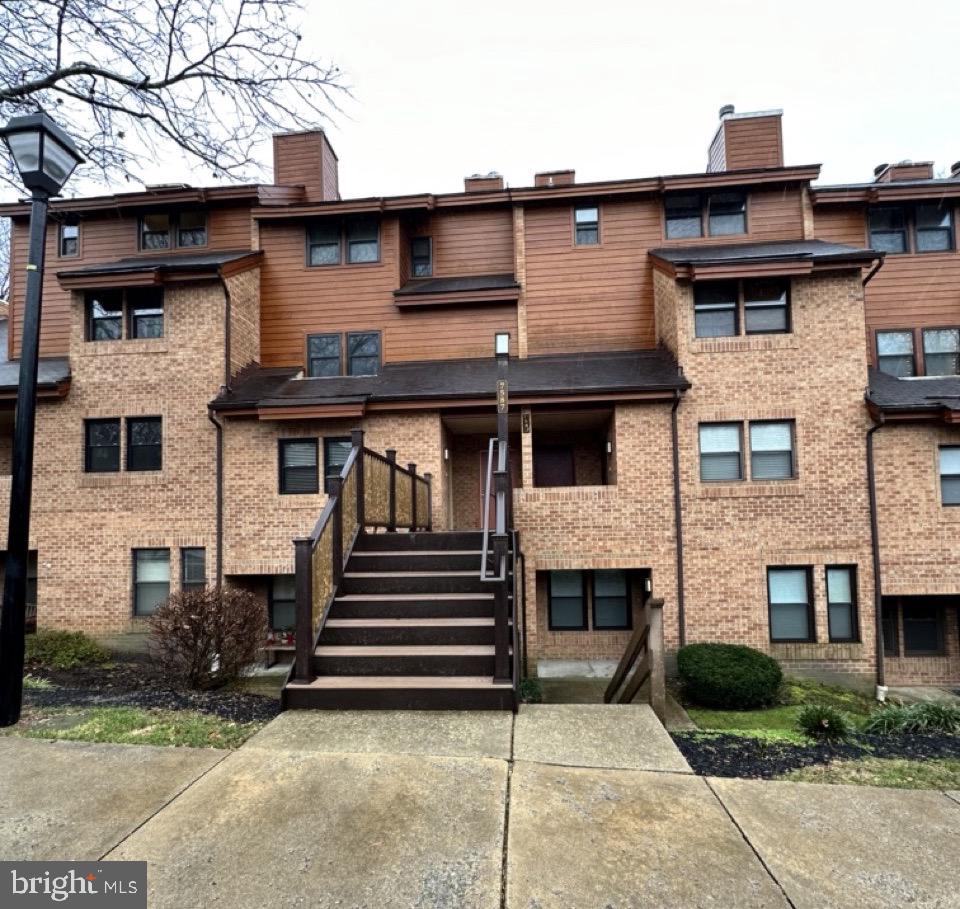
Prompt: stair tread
<box><xmin>336</xmin><ymin>593</ymin><xmax>494</xmax><ymax>601</ymax></box>
<box><xmin>325</xmin><ymin>618</ymin><xmax>495</xmax><ymax>628</ymax></box>
<box><xmin>344</xmin><ymin>571</ymin><xmax>478</xmax><ymax>578</ymax></box>
<box><xmin>287</xmin><ymin>675</ymin><xmax>512</xmax><ymax>690</ymax></box>
<box><xmin>352</xmin><ymin>551</ymin><xmax>482</xmax><ymax>557</ymax></box>
<box><xmin>315</xmin><ymin>644</ymin><xmax>497</xmax><ymax>656</ymax></box>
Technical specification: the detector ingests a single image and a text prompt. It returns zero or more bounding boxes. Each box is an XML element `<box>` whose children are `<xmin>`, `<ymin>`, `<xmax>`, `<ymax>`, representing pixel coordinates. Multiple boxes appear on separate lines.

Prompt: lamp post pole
<box><xmin>0</xmin><ymin>113</ymin><xmax>82</xmax><ymax>727</ymax></box>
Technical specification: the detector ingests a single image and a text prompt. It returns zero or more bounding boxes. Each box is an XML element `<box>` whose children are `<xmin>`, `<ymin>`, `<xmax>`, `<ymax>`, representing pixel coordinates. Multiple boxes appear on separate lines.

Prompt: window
<box><xmin>140</xmin><ymin>213</ymin><xmax>171</xmax><ymax>250</ymax></box>
<box><xmin>126</xmin><ymin>417</ymin><xmax>162</xmax><ymax>471</ymax></box>
<box><xmin>133</xmin><ymin>548</ymin><xmax>170</xmax><ymax>616</ymax></box>
<box><xmin>87</xmin><ymin>291</ymin><xmax>123</xmax><ymax>341</ymax></box>
<box><xmin>270</xmin><ymin>575</ymin><xmax>296</xmax><ymax>631</ymax></box>
<box><xmin>307</xmin><ymin>221</ymin><xmax>341</xmax><ymax>266</ymax></box>
<box><xmin>903</xmin><ymin>602</ymin><xmax>944</xmax><ymax>655</ymax></box>
<box><xmin>86</xmin><ymin>289</ymin><xmax>164</xmax><ymax>342</ymax></box>
<box><xmin>59</xmin><ymin>223</ymin><xmax>79</xmax><ymax>257</ymax></box>
<box><xmin>664</xmin><ymin>194</ymin><xmax>702</xmax><ymax>239</ymax></box>
<box><xmin>411</xmin><ymin>236</ymin><xmax>432</xmax><ymax>277</ymax></box>
<box><xmin>323</xmin><ymin>437</ymin><xmax>352</xmax><ymax>494</ymax></box>
<box><xmin>665</xmin><ymin>191</ymin><xmax>747</xmax><ymax>239</ymax></box>
<box><xmin>548</xmin><ymin>571</ymin><xmax>587</xmax><ymax>630</ymax></box>
<box><xmin>280</xmin><ymin>439</ymin><xmax>319</xmax><ymax>494</ymax></box>
<box><xmin>940</xmin><ymin>447</ymin><xmax>960</xmax><ymax>506</ymax></box>
<box><xmin>694</xmin><ymin>282</ymin><xmax>738</xmax><ymax>338</ymax></box>
<box><xmin>923</xmin><ymin>328</ymin><xmax>960</xmax><ymax>376</ymax></box>
<box><xmin>128</xmin><ymin>288</ymin><xmax>164</xmax><ymax>339</ymax></box>
<box><xmin>592</xmin><ymin>570</ymin><xmax>630</xmax><ymax>630</ymax></box>
<box><xmin>915</xmin><ymin>203</ymin><xmax>953</xmax><ymax>252</ymax></box>
<box><xmin>869</xmin><ymin>204</ymin><xmax>955</xmax><ymax>254</ymax></box>
<box><xmin>881</xmin><ymin>601</ymin><xmax>899</xmax><ymax>657</ymax></box>
<box><xmin>869</xmin><ymin>207</ymin><xmax>907</xmax><ymax>253</ymax></box>
<box><xmin>176</xmin><ymin>211</ymin><xmax>207</xmax><ymax>247</ymax></box>
<box><xmin>307</xmin><ymin>333</ymin><xmax>341</xmax><ymax>377</ymax></box>
<box><xmin>347</xmin><ymin>331</ymin><xmax>381</xmax><ymax>376</ymax></box>
<box><xmin>181</xmin><ymin>548</ymin><xmax>206</xmax><ymax>591</ymax></box>
<box><xmin>346</xmin><ymin>218</ymin><xmax>380</xmax><ymax>263</ymax></box>
<box><xmin>876</xmin><ymin>330</ymin><xmax>915</xmax><ymax>377</ymax></box>
<box><xmin>708</xmin><ymin>192</ymin><xmax>747</xmax><ymax>236</ymax></box>
<box><xmin>573</xmin><ymin>206</ymin><xmax>599</xmax><ymax>245</ymax></box>
<box><xmin>699</xmin><ymin>423</ymin><xmax>743</xmax><ymax>482</ymax></box>
<box><xmin>84</xmin><ymin>419</ymin><xmax>120</xmax><ymax>473</ymax></box>
<box><xmin>767</xmin><ymin>567</ymin><xmax>814</xmax><ymax>642</ymax></box>
<box><xmin>749</xmin><ymin>421</ymin><xmax>795</xmax><ymax>480</ymax></box>
<box><xmin>743</xmin><ymin>279</ymin><xmax>790</xmax><ymax>334</ymax></box>
<box><xmin>826</xmin><ymin>566</ymin><xmax>858</xmax><ymax>642</ymax></box>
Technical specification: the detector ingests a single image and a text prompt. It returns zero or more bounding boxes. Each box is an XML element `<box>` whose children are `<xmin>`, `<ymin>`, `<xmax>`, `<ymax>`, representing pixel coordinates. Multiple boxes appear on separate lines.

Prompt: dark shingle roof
<box><xmin>214</xmin><ymin>349</ymin><xmax>689</xmax><ymax>411</ymax></box>
<box><xmin>867</xmin><ymin>367</ymin><xmax>960</xmax><ymax>415</ymax></box>
<box><xmin>58</xmin><ymin>250</ymin><xmax>258</xmax><ymax>279</ymax></box>
<box><xmin>0</xmin><ymin>357</ymin><xmax>71</xmax><ymax>393</ymax></box>
<box><xmin>395</xmin><ymin>274</ymin><xmax>519</xmax><ymax>296</ymax></box>
<box><xmin>649</xmin><ymin>239</ymin><xmax>878</xmax><ymax>267</ymax></box>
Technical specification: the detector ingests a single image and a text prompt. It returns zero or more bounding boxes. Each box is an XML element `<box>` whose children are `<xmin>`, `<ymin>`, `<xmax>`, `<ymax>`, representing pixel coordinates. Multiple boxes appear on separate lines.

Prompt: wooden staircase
<box><xmin>284</xmin><ymin>530</ymin><xmax>515</xmax><ymax>709</ymax></box>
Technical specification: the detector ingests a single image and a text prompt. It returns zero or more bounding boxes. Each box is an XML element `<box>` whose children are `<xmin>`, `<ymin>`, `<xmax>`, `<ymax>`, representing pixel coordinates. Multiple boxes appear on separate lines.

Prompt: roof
<box><xmin>213</xmin><ymin>349</ymin><xmax>689</xmax><ymax>414</ymax></box>
<box><xmin>57</xmin><ymin>250</ymin><xmax>262</xmax><ymax>288</ymax></box>
<box><xmin>812</xmin><ymin>176</ymin><xmax>960</xmax><ymax>205</ymax></box>
<box><xmin>0</xmin><ymin>357</ymin><xmax>71</xmax><ymax>398</ymax></box>
<box><xmin>395</xmin><ymin>274</ymin><xmax>519</xmax><ymax>296</ymax></box>
<box><xmin>867</xmin><ymin>367</ymin><xmax>960</xmax><ymax>420</ymax></box>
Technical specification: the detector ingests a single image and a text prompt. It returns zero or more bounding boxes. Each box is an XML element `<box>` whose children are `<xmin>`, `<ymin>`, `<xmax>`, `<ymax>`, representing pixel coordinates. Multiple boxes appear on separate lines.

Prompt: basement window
<box><xmin>269</xmin><ymin>576</ymin><xmax>296</xmax><ymax>632</ymax></box>
<box><xmin>548</xmin><ymin>571</ymin><xmax>587</xmax><ymax>630</ymax></box>
<box><xmin>592</xmin><ymin>570</ymin><xmax>631</xmax><ymax>630</ymax></box>
<box><xmin>902</xmin><ymin>602</ymin><xmax>945</xmax><ymax>655</ymax></box>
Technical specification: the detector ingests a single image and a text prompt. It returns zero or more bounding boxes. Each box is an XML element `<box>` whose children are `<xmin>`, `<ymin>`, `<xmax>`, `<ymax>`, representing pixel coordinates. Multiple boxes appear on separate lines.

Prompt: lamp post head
<box><xmin>0</xmin><ymin>113</ymin><xmax>83</xmax><ymax>196</ymax></box>
<box><xmin>494</xmin><ymin>332</ymin><xmax>510</xmax><ymax>359</ymax></box>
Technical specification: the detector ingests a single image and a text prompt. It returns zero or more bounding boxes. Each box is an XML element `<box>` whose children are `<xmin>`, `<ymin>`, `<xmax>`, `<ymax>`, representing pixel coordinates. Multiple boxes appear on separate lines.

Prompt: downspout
<box><xmin>670</xmin><ymin>390</ymin><xmax>686</xmax><ymax>646</ymax></box>
<box><xmin>207</xmin><ymin>273</ymin><xmax>232</xmax><ymax>589</ymax></box>
<box><xmin>866</xmin><ymin>414</ymin><xmax>886</xmax><ymax>699</ymax></box>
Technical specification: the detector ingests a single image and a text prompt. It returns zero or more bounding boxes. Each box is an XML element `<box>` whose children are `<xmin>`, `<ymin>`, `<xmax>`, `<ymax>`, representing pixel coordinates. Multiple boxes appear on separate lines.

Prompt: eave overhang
<box><xmin>56</xmin><ymin>250</ymin><xmax>263</xmax><ymax>290</ymax></box>
<box><xmin>812</xmin><ymin>182</ymin><xmax>960</xmax><ymax>206</ymax></box>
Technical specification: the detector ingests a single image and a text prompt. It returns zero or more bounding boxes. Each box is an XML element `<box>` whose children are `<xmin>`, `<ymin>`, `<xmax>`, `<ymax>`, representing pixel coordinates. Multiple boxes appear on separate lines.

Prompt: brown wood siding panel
<box><xmin>8</xmin><ymin>204</ymin><xmax>251</xmax><ymax>357</ymax></box>
<box><xmin>429</xmin><ymin>209</ymin><xmax>514</xmax><ymax>277</ymax></box>
<box><xmin>724</xmin><ymin>116</ymin><xmax>783</xmax><ymax>170</ymax></box>
<box><xmin>258</xmin><ymin>216</ymin><xmax>517</xmax><ymax>367</ymax></box>
<box><xmin>813</xmin><ymin>206</ymin><xmax>867</xmax><ymax>246</ymax></box>
<box><xmin>523</xmin><ymin>199</ymin><xmax>660</xmax><ymax>355</ymax></box>
<box><xmin>273</xmin><ymin>132</ymin><xmax>329</xmax><ymax>202</ymax></box>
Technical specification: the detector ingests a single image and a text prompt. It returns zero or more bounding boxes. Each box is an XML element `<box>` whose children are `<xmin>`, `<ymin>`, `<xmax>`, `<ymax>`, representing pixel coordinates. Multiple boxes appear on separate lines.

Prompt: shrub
<box><xmin>677</xmin><ymin>643</ymin><xmax>782</xmax><ymax>710</ymax></box>
<box><xmin>149</xmin><ymin>587</ymin><xmax>267</xmax><ymax>690</ymax></box>
<box><xmin>865</xmin><ymin>701</ymin><xmax>960</xmax><ymax>735</ymax></box>
<box><xmin>25</xmin><ymin>629</ymin><xmax>110</xmax><ymax>669</ymax></box>
<box><xmin>518</xmin><ymin>677</ymin><xmax>543</xmax><ymax>704</ymax></box>
<box><xmin>797</xmin><ymin>704</ymin><xmax>855</xmax><ymax>741</ymax></box>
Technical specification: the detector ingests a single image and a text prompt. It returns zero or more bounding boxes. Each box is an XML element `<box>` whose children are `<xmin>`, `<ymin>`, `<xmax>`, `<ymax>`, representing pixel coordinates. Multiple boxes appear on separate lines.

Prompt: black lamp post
<box><xmin>0</xmin><ymin>113</ymin><xmax>82</xmax><ymax>726</ymax></box>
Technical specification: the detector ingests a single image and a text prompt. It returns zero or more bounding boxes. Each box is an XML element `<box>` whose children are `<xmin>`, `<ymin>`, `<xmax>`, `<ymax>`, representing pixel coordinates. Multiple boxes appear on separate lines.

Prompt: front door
<box><xmin>533</xmin><ymin>444</ymin><xmax>575</xmax><ymax>487</ymax></box>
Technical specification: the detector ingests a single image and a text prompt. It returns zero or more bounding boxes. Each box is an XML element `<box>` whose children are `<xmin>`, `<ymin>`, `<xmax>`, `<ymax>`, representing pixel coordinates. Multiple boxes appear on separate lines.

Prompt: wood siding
<box><xmin>419</xmin><ymin>208</ymin><xmax>514</xmax><ymax>278</ymax></box>
<box><xmin>8</xmin><ymin>203</ymin><xmax>252</xmax><ymax>358</ymax></box>
<box><xmin>258</xmin><ymin>215</ymin><xmax>518</xmax><ymax>367</ymax></box>
<box><xmin>723</xmin><ymin>115</ymin><xmax>784</xmax><ymax>171</ymax></box>
<box><xmin>272</xmin><ymin>131</ymin><xmax>338</xmax><ymax>202</ymax></box>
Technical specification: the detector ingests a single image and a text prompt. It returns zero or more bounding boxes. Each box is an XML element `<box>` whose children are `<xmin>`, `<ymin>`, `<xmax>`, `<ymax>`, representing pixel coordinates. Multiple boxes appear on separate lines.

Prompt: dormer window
<box><xmin>139</xmin><ymin>212</ymin><xmax>207</xmax><ymax>250</ymax></box>
<box><xmin>665</xmin><ymin>191</ymin><xmax>747</xmax><ymax>239</ymax></box>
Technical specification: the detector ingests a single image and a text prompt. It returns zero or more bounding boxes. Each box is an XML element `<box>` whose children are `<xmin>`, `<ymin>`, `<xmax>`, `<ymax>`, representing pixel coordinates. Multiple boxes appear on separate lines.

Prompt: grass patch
<box><xmin>687</xmin><ymin>678</ymin><xmax>874</xmax><ymax>741</ymax></box>
<box><xmin>23</xmin><ymin>674</ymin><xmax>55</xmax><ymax>690</ymax></box>
<box><xmin>15</xmin><ymin>706</ymin><xmax>262</xmax><ymax>749</ymax></box>
<box><xmin>784</xmin><ymin>757</ymin><xmax>960</xmax><ymax>790</ymax></box>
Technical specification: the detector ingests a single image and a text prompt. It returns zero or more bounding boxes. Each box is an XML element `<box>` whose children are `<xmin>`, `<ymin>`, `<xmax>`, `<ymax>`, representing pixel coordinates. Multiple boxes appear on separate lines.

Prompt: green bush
<box><xmin>677</xmin><ymin>643</ymin><xmax>782</xmax><ymax>710</ymax></box>
<box><xmin>865</xmin><ymin>701</ymin><xmax>960</xmax><ymax>735</ymax></box>
<box><xmin>25</xmin><ymin>629</ymin><xmax>110</xmax><ymax>670</ymax></box>
<box><xmin>518</xmin><ymin>677</ymin><xmax>543</xmax><ymax>704</ymax></box>
<box><xmin>797</xmin><ymin>704</ymin><xmax>855</xmax><ymax>741</ymax></box>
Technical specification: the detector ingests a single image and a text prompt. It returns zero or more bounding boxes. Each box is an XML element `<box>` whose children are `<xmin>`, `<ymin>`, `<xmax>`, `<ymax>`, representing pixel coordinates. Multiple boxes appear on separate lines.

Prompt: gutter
<box><xmin>866</xmin><ymin>414</ymin><xmax>886</xmax><ymax>698</ymax></box>
<box><xmin>670</xmin><ymin>390</ymin><xmax>686</xmax><ymax>646</ymax></box>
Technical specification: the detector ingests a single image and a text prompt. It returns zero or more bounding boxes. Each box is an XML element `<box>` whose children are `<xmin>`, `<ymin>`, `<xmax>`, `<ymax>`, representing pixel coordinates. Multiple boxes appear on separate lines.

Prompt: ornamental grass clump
<box><xmin>677</xmin><ymin>643</ymin><xmax>782</xmax><ymax>710</ymax></box>
<box><xmin>796</xmin><ymin>703</ymin><xmax>856</xmax><ymax>741</ymax></box>
<box><xmin>865</xmin><ymin>701</ymin><xmax>960</xmax><ymax>735</ymax></box>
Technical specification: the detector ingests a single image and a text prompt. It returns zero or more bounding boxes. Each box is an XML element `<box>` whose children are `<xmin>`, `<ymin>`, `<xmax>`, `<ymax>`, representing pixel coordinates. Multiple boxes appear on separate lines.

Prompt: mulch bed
<box><xmin>672</xmin><ymin>731</ymin><xmax>960</xmax><ymax>779</ymax></box>
<box><xmin>25</xmin><ymin>662</ymin><xmax>281</xmax><ymax>724</ymax></box>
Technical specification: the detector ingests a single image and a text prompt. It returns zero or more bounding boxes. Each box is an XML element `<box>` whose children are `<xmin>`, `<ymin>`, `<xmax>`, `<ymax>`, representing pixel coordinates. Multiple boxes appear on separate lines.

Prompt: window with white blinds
<box><xmin>280</xmin><ymin>439</ymin><xmax>319</xmax><ymax>494</ymax></box>
<box><xmin>749</xmin><ymin>421</ymin><xmax>795</xmax><ymax>480</ymax></box>
<box><xmin>698</xmin><ymin>423</ymin><xmax>742</xmax><ymax>481</ymax></box>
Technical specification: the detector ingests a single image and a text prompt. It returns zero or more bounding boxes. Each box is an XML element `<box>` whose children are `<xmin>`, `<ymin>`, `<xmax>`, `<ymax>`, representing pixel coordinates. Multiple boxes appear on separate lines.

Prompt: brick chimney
<box><xmin>535</xmin><ymin>169</ymin><xmax>576</xmax><ymax>187</ymax></box>
<box><xmin>272</xmin><ymin>129</ymin><xmax>340</xmax><ymax>202</ymax></box>
<box><xmin>873</xmin><ymin>160</ymin><xmax>935</xmax><ymax>182</ymax></box>
<box><xmin>464</xmin><ymin>173</ymin><xmax>504</xmax><ymax>192</ymax></box>
<box><xmin>707</xmin><ymin>105</ymin><xmax>784</xmax><ymax>172</ymax></box>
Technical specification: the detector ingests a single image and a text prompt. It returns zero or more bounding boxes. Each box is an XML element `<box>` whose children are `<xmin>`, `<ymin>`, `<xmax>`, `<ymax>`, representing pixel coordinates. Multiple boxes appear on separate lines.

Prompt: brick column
<box><xmin>520</xmin><ymin>408</ymin><xmax>534</xmax><ymax>489</ymax></box>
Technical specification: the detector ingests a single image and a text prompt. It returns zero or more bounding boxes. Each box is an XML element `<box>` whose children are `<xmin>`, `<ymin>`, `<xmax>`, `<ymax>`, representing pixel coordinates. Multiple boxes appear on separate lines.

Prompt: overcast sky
<box><xmin>135</xmin><ymin>0</ymin><xmax>960</xmax><ymax>196</ymax></box>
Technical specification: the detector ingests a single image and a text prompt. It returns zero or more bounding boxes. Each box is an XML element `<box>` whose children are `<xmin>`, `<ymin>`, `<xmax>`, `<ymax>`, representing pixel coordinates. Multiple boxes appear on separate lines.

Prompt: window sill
<box><xmin>698</xmin><ymin>481</ymin><xmax>801</xmax><ymax>499</ymax></box>
<box><xmin>81</xmin><ymin>340</ymin><xmax>168</xmax><ymax>356</ymax></box>
<box><xmin>690</xmin><ymin>335</ymin><xmax>799</xmax><ymax>355</ymax></box>
<box><xmin>79</xmin><ymin>472</ymin><xmax>167</xmax><ymax>488</ymax></box>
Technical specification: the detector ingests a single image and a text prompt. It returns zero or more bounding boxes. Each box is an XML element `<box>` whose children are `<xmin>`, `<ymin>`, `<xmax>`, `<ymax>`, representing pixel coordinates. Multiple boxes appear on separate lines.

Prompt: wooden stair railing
<box><xmin>292</xmin><ymin>430</ymin><xmax>433</xmax><ymax>685</ymax></box>
<box><xmin>604</xmin><ymin>596</ymin><xmax>666</xmax><ymax>720</ymax></box>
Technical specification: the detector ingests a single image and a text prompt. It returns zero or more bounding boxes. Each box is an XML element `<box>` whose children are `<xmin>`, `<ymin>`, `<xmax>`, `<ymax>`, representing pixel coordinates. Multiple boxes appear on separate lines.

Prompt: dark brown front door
<box><xmin>533</xmin><ymin>444</ymin><xmax>575</xmax><ymax>487</ymax></box>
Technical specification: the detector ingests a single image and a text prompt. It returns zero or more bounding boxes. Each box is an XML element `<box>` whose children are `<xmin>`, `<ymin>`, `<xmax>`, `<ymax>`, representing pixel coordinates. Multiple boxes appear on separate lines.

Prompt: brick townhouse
<box><xmin>1</xmin><ymin>105</ymin><xmax>958</xmax><ymax>706</ymax></box>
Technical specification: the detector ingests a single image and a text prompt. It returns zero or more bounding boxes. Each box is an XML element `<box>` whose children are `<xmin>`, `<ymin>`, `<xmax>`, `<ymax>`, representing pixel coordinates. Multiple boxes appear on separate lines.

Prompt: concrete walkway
<box><xmin>2</xmin><ymin>705</ymin><xmax>959</xmax><ymax>908</ymax></box>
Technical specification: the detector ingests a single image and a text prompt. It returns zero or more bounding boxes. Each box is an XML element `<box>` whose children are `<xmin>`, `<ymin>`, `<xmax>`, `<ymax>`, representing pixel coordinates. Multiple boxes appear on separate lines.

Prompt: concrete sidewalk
<box><xmin>2</xmin><ymin>705</ymin><xmax>959</xmax><ymax>908</ymax></box>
